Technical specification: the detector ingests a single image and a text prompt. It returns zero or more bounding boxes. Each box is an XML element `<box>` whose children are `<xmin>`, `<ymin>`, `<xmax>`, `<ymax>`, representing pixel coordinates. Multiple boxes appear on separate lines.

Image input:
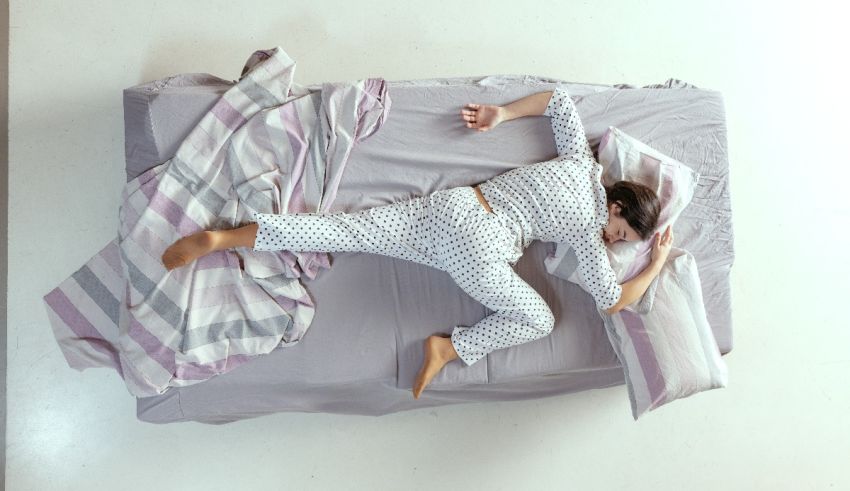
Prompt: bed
<box><xmin>48</xmin><ymin>51</ymin><xmax>734</xmax><ymax>424</ymax></box>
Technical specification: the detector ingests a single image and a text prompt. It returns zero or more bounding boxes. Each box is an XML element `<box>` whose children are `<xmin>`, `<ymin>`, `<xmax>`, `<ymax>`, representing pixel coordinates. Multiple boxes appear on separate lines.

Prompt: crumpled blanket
<box><xmin>43</xmin><ymin>46</ymin><xmax>392</xmax><ymax>396</ymax></box>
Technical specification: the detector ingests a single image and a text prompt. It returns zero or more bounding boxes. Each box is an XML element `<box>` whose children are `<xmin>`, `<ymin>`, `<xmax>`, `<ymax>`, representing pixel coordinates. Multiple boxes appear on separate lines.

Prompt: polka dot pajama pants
<box><xmin>252</xmin><ymin>186</ymin><xmax>556</xmax><ymax>366</ymax></box>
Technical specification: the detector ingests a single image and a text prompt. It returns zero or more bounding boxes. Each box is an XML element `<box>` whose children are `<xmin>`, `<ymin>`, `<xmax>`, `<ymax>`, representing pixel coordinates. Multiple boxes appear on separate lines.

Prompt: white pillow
<box><xmin>544</xmin><ymin>126</ymin><xmax>700</xmax><ymax>310</ymax></box>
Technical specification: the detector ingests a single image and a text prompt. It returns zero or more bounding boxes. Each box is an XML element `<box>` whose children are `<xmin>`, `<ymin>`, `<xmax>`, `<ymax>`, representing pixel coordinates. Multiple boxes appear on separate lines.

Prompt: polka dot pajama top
<box><xmin>478</xmin><ymin>86</ymin><xmax>623</xmax><ymax>311</ymax></box>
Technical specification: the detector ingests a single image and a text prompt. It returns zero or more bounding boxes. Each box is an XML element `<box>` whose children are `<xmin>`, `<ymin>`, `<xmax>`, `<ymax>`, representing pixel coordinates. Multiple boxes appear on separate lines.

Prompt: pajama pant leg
<box><xmin>252</xmin><ymin>187</ymin><xmax>555</xmax><ymax>367</ymax></box>
<box><xmin>446</xmin><ymin>260</ymin><xmax>555</xmax><ymax>366</ymax></box>
<box><xmin>252</xmin><ymin>193</ymin><xmax>443</xmax><ymax>270</ymax></box>
<box><xmin>431</xmin><ymin>200</ymin><xmax>556</xmax><ymax>367</ymax></box>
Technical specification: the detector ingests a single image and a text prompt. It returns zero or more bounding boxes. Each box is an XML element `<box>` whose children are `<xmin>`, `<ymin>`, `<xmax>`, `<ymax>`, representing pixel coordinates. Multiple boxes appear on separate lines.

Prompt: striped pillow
<box><xmin>597</xmin><ymin>126</ymin><xmax>701</xmax><ymax>285</ymax></box>
<box><xmin>602</xmin><ymin>249</ymin><xmax>728</xmax><ymax>419</ymax></box>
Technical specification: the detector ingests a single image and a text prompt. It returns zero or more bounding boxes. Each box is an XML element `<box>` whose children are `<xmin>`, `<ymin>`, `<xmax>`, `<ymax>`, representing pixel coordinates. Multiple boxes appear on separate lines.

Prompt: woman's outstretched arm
<box><xmin>501</xmin><ymin>91</ymin><xmax>554</xmax><ymax>121</ymax></box>
<box><xmin>461</xmin><ymin>91</ymin><xmax>554</xmax><ymax>132</ymax></box>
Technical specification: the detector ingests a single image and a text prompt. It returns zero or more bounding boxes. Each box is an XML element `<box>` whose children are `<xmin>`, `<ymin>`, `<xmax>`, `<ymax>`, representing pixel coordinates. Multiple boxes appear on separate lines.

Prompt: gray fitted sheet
<box><xmin>126</xmin><ymin>74</ymin><xmax>733</xmax><ymax>424</ymax></box>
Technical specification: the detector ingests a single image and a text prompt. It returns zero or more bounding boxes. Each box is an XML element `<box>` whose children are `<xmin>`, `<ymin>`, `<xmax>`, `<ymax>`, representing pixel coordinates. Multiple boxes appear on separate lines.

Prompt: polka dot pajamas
<box><xmin>478</xmin><ymin>85</ymin><xmax>623</xmax><ymax>311</ymax></box>
<box><xmin>253</xmin><ymin>186</ymin><xmax>553</xmax><ymax>366</ymax></box>
<box><xmin>251</xmin><ymin>85</ymin><xmax>621</xmax><ymax>366</ymax></box>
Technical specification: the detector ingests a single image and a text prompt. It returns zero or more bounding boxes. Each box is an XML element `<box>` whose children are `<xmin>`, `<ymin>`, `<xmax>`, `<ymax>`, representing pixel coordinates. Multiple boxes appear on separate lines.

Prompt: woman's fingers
<box><xmin>462</xmin><ymin>105</ymin><xmax>479</xmax><ymax>118</ymax></box>
<box><xmin>653</xmin><ymin>226</ymin><xmax>673</xmax><ymax>246</ymax></box>
<box><xmin>664</xmin><ymin>226</ymin><xmax>673</xmax><ymax>244</ymax></box>
<box><xmin>461</xmin><ymin>107</ymin><xmax>479</xmax><ymax>127</ymax></box>
<box><xmin>462</xmin><ymin>104</ymin><xmax>495</xmax><ymax>131</ymax></box>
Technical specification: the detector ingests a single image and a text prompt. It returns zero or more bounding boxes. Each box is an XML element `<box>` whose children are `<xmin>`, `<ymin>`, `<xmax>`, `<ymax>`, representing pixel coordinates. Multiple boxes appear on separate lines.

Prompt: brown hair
<box><xmin>604</xmin><ymin>181</ymin><xmax>661</xmax><ymax>241</ymax></box>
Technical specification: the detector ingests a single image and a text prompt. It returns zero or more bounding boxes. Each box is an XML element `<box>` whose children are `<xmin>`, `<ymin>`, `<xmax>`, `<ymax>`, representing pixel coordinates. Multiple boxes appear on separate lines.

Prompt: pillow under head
<box><xmin>544</xmin><ymin>126</ymin><xmax>701</xmax><ymax>310</ymax></box>
<box><xmin>598</xmin><ymin>126</ymin><xmax>701</xmax><ymax>284</ymax></box>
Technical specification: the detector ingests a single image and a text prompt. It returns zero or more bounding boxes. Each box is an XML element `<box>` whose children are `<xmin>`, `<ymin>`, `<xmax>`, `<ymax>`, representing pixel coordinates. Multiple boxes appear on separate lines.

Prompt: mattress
<box><xmin>125</xmin><ymin>73</ymin><xmax>733</xmax><ymax>424</ymax></box>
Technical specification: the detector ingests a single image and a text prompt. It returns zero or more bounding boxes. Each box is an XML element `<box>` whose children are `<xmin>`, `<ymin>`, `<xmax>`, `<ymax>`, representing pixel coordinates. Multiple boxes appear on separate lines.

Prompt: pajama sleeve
<box><xmin>572</xmin><ymin>227</ymin><xmax>623</xmax><ymax>311</ymax></box>
<box><xmin>543</xmin><ymin>85</ymin><xmax>595</xmax><ymax>161</ymax></box>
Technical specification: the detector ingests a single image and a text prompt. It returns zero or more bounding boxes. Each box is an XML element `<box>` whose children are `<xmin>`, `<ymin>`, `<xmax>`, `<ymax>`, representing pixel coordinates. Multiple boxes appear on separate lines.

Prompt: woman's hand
<box><xmin>650</xmin><ymin>225</ymin><xmax>674</xmax><ymax>267</ymax></box>
<box><xmin>461</xmin><ymin>104</ymin><xmax>504</xmax><ymax>132</ymax></box>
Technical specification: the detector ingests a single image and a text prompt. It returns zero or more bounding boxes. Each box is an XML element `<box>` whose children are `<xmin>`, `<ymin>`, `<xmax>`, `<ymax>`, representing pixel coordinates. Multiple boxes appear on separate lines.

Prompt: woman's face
<box><xmin>603</xmin><ymin>203</ymin><xmax>642</xmax><ymax>244</ymax></box>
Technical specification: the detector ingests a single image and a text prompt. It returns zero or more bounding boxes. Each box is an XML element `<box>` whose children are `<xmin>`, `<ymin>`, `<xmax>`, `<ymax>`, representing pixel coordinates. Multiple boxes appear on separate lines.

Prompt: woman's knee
<box><xmin>506</xmin><ymin>304</ymin><xmax>554</xmax><ymax>335</ymax></box>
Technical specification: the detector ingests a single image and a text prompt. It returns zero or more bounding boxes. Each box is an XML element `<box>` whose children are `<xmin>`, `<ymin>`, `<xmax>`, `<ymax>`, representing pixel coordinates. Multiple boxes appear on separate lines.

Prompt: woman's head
<box><xmin>602</xmin><ymin>181</ymin><xmax>661</xmax><ymax>243</ymax></box>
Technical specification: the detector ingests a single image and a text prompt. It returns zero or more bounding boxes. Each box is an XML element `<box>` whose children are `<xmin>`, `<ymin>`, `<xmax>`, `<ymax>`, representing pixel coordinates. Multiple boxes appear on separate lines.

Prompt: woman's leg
<box><xmin>252</xmin><ymin>198</ymin><xmax>443</xmax><ymax>266</ymax></box>
<box><xmin>413</xmin><ymin>258</ymin><xmax>555</xmax><ymax>397</ymax></box>
<box><xmin>214</xmin><ymin>222</ymin><xmax>259</xmax><ymax>249</ymax></box>
<box><xmin>412</xmin><ymin>187</ymin><xmax>551</xmax><ymax>397</ymax></box>
<box><xmin>162</xmin><ymin>194</ymin><xmax>442</xmax><ymax>271</ymax></box>
<box><xmin>447</xmin><ymin>260</ymin><xmax>555</xmax><ymax>366</ymax></box>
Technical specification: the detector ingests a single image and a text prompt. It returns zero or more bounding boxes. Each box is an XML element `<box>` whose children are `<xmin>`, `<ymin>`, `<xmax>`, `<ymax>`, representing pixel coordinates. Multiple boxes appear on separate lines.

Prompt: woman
<box><xmin>161</xmin><ymin>87</ymin><xmax>674</xmax><ymax>399</ymax></box>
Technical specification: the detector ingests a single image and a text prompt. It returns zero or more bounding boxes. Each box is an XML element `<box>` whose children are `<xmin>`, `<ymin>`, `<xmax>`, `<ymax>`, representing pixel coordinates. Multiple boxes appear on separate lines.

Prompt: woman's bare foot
<box><xmin>161</xmin><ymin>231</ymin><xmax>217</xmax><ymax>271</ymax></box>
<box><xmin>413</xmin><ymin>334</ymin><xmax>460</xmax><ymax>399</ymax></box>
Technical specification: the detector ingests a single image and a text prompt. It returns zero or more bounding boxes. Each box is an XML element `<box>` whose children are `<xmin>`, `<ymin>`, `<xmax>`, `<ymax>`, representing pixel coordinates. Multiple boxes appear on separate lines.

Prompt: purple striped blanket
<box><xmin>43</xmin><ymin>47</ymin><xmax>392</xmax><ymax>396</ymax></box>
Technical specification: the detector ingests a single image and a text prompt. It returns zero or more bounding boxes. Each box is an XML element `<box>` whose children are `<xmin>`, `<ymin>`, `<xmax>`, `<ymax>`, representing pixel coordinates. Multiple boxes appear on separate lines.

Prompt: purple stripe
<box><xmin>127</xmin><ymin>316</ymin><xmax>176</xmax><ymax>373</ymax></box>
<box><xmin>43</xmin><ymin>288</ymin><xmax>121</xmax><ymax>371</ymax></box>
<box><xmin>138</xmin><ymin>171</ymin><xmax>162</xmax><ymax>200</ymax></box>
<box><xmin>134</xmin><ymin>166</ymin><xmax>162</xmax><ymax>189</ymax></box>
<box><xmin>278</xmin><ymin>104</ymin><xmax>308</xmax><ymax>213</ymax></box>
<box><xmin>272</xmin><ymin>291</ymin><xmax>311</xmax><ymax>310</ymax></box>
<box><xmin>296</xmin><ymin>292</ymin><xmax>314</xmax><ymax>307</ymax></box>
<box><xmin>620</xmin><ymin>310</ymin><xmax>667</xmax><ymax>408</ymax></box>
<box><xmin>147</xmin><ymin>189</ymin><xmax>204</xmax><ymax>236</ymax></box>
<box><xmin>281</xmin><ymin>250</ymin><xmax>297</xmax><ymax>270</ymax></box>
<box><xmin>211</xmin><ymin>98</ymin><xmax>247</xmax><ymax>131</ymax></box>
<box><xmin>276</xmin><ymin>296</ymin><xmax>297</xmax><ymax>310</ymax></box>
<box><xmin>194</xmin><ymin>249</ymin><xmax>233</xmax><ymax>270</ymax></box>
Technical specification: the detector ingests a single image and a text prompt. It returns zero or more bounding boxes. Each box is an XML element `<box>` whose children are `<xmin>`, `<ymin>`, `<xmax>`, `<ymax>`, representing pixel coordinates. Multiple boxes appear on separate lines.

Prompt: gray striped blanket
<box><xmin>43</xmin><ymin>47</ymin><xmax>392</xmax><ymax>396</ymax></box>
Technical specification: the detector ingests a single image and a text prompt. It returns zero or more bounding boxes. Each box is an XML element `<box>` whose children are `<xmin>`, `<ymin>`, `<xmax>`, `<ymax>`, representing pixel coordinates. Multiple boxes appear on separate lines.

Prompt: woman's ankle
<box><xmin>207</xmin><ymin>224</ymin><xmax>257</xmax><ymax>251</ymax></box>
<box><xmin>205</xmin><ymin>230</ymin><xmax>227</xmax><ymax>251</ymax></box>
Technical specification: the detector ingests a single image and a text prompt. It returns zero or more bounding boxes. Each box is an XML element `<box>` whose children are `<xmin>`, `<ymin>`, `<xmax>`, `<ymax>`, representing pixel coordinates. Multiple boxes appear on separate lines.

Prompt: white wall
<box><xmin>7</xmin><ymin>0</ymin><xmax>848</xmax><ymax>489</ymax></box>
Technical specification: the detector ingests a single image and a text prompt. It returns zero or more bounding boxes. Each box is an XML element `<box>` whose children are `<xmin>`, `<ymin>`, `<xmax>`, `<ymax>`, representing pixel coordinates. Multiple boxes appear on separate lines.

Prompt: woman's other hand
<box><xmin>461</xmin><ymin>104</ymin><xmax>504</xmax><ymax>132</ymax></box>
<box><xmin>650</xmin><ymin>225</ymin><xmax>674</xmax><ymax>267</ymax></box>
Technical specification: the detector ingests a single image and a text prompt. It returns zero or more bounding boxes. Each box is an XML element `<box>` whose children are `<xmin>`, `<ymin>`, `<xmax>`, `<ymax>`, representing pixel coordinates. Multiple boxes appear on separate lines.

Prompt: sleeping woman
<box><xmin>161</xmin><ymin>87</ymin><xmax>674</xmax><ymax>399</ymax></box>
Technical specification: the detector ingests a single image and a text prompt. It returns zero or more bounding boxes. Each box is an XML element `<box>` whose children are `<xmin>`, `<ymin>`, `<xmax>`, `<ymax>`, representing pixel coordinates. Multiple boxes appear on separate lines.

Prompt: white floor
<box><xmin>7</xmin><ymin>1</ymin><xmax>849</xmax><ymax>490</ymax></box>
